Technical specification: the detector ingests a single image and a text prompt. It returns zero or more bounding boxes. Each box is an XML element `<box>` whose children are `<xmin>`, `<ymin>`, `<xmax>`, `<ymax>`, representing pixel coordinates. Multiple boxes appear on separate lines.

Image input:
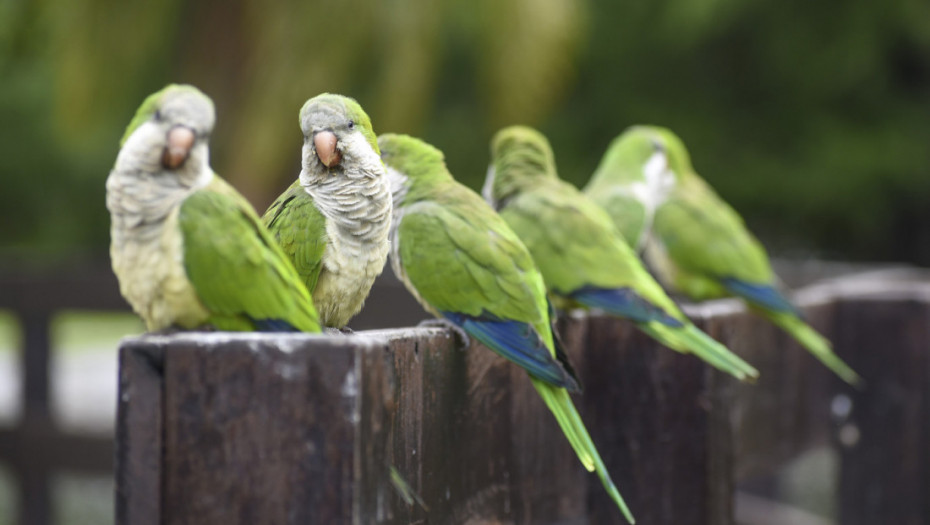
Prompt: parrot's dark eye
<box><xmin>154</xmin><ymin>110</ymin><xmax>162</xmax><ymax>121</ymax></box>
<box><xmin>347</xmin><ymin>120</ymin><xmax>355</xmax><ymax>130</ymax></box>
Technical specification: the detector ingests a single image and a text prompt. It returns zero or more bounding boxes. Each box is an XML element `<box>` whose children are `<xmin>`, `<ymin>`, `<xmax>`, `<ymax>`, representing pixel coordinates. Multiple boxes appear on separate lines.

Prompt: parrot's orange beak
<box><xmin>314</xmin><ymin>130</ymin><xmax>342</xmax><ymax>168</ymax></box>
<box><xmin>162</xmin><ymin>126</ymin><xmax>196</xmax><ymax>170</ymax></box>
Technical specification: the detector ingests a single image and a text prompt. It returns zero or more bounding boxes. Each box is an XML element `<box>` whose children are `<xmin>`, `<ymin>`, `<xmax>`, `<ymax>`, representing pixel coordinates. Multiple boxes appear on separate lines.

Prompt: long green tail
<box><xmin>531</xmin><ymin>378</ymin><xmax>636</xmax><ymax>524</ymax></box>
<box><xmin>765</xmin><ymin>311</ymin><xmax>863</xmax><ymax>387</ymax></box>
<box><xmin>640</xmin><ymin>322</ymin><xmax>760</xmax><ymax>382</ymax></box>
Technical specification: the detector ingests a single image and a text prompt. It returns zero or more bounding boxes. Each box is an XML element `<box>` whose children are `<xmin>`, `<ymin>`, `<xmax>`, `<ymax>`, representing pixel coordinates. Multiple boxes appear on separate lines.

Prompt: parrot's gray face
<box><xmin>118</xmin><ymin>89</ymin><xmax>215</xmax><ymax>188</ymax></box>
<box><xmin>300</xmin><ymin>102</ymin><xmax>368</xmax><ymax>175</ymax></box>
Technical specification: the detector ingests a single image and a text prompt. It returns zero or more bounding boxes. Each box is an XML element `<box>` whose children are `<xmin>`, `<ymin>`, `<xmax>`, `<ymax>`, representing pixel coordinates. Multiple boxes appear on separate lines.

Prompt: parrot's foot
<box><xmin>339</xmin><ymin>326</ymin><xmax>355</xmax><ymax>334</ymax></box>
<box><xmin>324</xmin><ymin>327</ymin><xmax>349</xmax><ymax>336</ymax></box>
<box><xmin>418</xmin><ymin>319</ymin><xmax>471</xmax><ymax>350</ymax></box>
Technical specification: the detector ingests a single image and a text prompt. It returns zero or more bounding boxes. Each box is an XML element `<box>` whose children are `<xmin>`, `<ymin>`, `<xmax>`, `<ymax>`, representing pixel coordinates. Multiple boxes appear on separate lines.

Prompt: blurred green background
<box><xmin>3</xmin><ymin>1</ymin><xmax>927</xmax><ymax>523</ymax></box>
<box><xmin>2</xmin><ymin>0</ymin><xmax>930</xmax><ymax>262</ymax></box>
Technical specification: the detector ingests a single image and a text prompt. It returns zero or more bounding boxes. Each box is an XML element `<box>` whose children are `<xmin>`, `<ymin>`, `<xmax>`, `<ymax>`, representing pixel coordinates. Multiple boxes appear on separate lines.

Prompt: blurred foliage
<box><xmin>0</xmin><ymin>0</ymin><xmax>929</xmax><ymax>263</ymax></box>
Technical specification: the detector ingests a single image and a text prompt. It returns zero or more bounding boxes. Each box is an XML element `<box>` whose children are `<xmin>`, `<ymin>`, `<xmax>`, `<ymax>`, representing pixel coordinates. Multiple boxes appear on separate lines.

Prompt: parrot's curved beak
<box><xmin>314</xmin><ymin>130</ymin><xmax>342</xmax><ymax>168</ymax></box>
<box><xmin>162</xmin><ymin>126</ymin><xmax>196</xmax><ymax>170</ymax></box>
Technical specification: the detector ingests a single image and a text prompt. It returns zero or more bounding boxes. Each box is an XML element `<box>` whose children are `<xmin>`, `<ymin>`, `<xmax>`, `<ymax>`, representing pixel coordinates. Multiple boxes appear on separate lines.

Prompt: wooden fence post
<box><xmin>116</xmin><ymin>317</ymin><xmax>733</xmax><ymax>524</ymax></box>
<box><xmin>833</xmin><ymin>292</ymin><xmax>930</xmax><ymax>524</ymax></box>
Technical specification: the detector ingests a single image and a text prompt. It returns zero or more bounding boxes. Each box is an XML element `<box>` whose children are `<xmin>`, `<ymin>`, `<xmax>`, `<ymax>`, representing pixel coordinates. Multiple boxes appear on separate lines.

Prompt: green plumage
<box><xmin>380</xmin><ymin>133</ymin><xmax>634</xmax><ymax>523</ymax></box>
<box><xmin>652</xmin><ymin>174</ymin><xmax>774</xmax><ymax>294</ymax></box>
<box><xmin>180</xmin><ymin>177</ymin><xmax>321</xmax><ymax>333</ymax></box>
<box><xmin>108</xmin><ymin>84</ymin><xmax>321</xmax><ymax>334</ymax></box>
<box><xmin>395</xmin><ymin>188</ymin><xmax>551</xmax><ymax>338</ymax></box>
<box><xmin>487</xmin><ymin>126</ymin><xmax>758</xmax><ymax>381</ymax></box>
<box><xmin>583</xmin><ymin>126</ymin><xmax>685</xmax><ymax>249</ymax></box>
<box><xmin>262</xmin><ymin>92</ymin><xmax>391</xmax><ymax>328</ymax></box>
<box><xmin>590</xmin><ymin>125</ymin><xmax>860</xmax><ymax>385</ymax></box>
<box><xmin>263</xmin><ymin>182</ymin><xmax>329</xmax><ymax>294</ymax></box>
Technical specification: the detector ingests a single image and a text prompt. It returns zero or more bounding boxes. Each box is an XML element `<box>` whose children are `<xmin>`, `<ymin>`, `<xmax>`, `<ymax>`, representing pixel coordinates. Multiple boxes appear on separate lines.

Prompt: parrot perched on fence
<box><xmin>263</xmin><ymin>94</ymin><xmax>391</xmax><ymax>329</ymax></box>
<box><xmin>378</xmin><ymin>132</ymin><xmax>635</xmax><ymax>524</ymax></box>
<box><xmin>483</xmin><ymin>126</ymin><xmax>758</xmax><ymax>382</ymax></box>
<box><xmin>107</xmin><ymin>84</ymin><xmax>321</xmax><ymax>333</ymax></box>
<box><xmin>584</xmin><ymin>126</ymin><xmax>861</xmax><ymax>386</ymax></box>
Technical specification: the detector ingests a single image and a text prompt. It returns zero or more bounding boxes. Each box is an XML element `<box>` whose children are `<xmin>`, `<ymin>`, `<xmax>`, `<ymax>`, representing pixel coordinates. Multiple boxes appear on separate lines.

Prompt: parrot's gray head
<box><xmin>299</xmin><ymin>93</ymin><xmax>382</xmax><ymax>181</ymax></box>
<box><xmin>116</xmin><ymin>84</ymin><xmax>215</xmax><ymax>186</ymax></box>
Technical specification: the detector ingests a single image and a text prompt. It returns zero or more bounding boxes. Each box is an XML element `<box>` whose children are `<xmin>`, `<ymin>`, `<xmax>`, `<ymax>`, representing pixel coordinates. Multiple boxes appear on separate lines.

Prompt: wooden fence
<box><xmin>115</xmin><ymin>269</ymin><xmax>930</xmax><ymax>525</ymax></box>
<box><xmin>0</xmin><ymin>261</ymin><xmax>124</xmax><ymax>525</ymax></box>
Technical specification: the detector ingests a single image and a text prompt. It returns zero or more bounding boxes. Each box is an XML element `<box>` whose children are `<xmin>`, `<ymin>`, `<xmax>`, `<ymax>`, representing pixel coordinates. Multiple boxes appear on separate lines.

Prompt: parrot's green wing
<box><xmin>397</xmin><ymin>185</ymin><xmax>637</xmax><ymax>521</ymax></box>
<box><xmin>653</xmin><ymin>174</ymin><xmax>857</xmax><ymax>385</ymax></box>
<box><xmin>501</xmin><ymin>180</ymin><xmax>682</xmax><ymax>316</ymax></box>
<box><xmin>262</xmin><ymin>182</ymin><xmax>328</xmax><ymax>294</ymax></box>
<box><xmin>398</xmin><ymin>186</ymin><xmax>549</xmax><ymax>337</ymax></box>
<box><xmin>653</xmin><ymin>174</ymin><xmax>774</xmax><ymax>292</ymax></box>
<box><xmin>588</xmin><ymin>187</ymin><xmax>649</xmax><ymax>249</ymax></box>
<box><xmin>395</xmin><ymin>184</ymin><xmax>586</xmax><ymax>389</ymax></box>
<box><xmin>179</xmin><ymin>176</ymin><xmax>321</xmax><ymax>332</ymax></box>
<box><xmin>500</xmin><ymin>180</ymin><xmax>759</xmax><ymax>382</ymax></box>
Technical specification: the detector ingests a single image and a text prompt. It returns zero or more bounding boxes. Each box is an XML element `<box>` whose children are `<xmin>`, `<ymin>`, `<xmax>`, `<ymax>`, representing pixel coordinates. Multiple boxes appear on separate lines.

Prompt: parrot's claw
<box><xmin>324</xmin><ymin>327</ymin><xmax>348</xmax><ymax>336</ymax></box>
<box><xmin>418</xmin><ymin>319</ymin><xmax>471</xmax><ymax>350</ymax></box>
<box><xmin>339</xmin><ymin>326</ymin><xmax>355</xmax><ymax>334</ymax></box>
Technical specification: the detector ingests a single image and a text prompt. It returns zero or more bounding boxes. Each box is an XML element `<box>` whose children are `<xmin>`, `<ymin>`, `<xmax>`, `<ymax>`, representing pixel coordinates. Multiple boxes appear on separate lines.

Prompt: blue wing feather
<box><xmin>440</xmin><ymin>311</ymin><xmax>580</xmax><ymax>392</ymax></box>
<box><xmin>719</xmin><ymin>278</ymin><xmax>800</xmax><ymax>316</ymax></box>
<box><xmin>251</xmin><ymin>319</ymin><xmax>302</xmax><ymax>332</ymax></box>
<box><xmin>570</xmin><ymin>286</ymin><xmax>683</xmax><ymax>327</ymax></box>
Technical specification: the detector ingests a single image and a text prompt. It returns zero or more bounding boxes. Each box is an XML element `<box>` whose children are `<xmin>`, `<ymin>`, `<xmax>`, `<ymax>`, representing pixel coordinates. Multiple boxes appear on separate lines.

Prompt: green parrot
<box><xmin>379</xmin><ymin>133</ymin><xmax>635</xmax><ymax>524</ymax></box>
<box><xmin>262</xmin><ymin>94</ymin><xmax>391</xmax><ymax>328</ymax></box>
<box><xmin>584</xmin><ymin>126</ymin><xmax>861</xmax><ymax>386</ymax></box>
<box><xmin>584</xmin><ymin>126</ymin><xmax>684</xmax><ymax>251</ymax></box>
<box><xmin>484</xmin><ymin>126</ymin><xmax>758</xmax><ymax>382</ymax></box>
<box><xmin>106</xmin><ymin>84</ymin><xmax>321</xmax><ymax>333</ymax></box>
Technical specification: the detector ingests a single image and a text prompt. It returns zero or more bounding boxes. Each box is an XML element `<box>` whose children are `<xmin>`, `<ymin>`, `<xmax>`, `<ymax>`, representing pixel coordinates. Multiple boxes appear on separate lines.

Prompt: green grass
<box><xmin>0</xmin><ymin>311</ymin><xmax>19</xmax><ymax>355</ymax></box>
<box><xmin>50</xmin><ymin>310</ymin><xmax>144</xmax><ymax>355</ymax></box>
<box><xmin>53</xmin><ymin>473</ymin><xmax>114</xmax><ymax>525</ymax></box>
<box><xmin>0</xmin><ymin>309</ymin><xmax>143</xmax><ymax>356</ymax></box>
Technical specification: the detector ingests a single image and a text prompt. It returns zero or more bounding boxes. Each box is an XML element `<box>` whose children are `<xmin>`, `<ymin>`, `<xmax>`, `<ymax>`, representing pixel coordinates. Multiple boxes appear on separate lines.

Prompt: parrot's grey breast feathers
<box><xmin>299</xmin><ymin>132</ymin><xmax>392</xmax><ymax>327</ymax></box>
<box><xmin>107</xmin><ymin>132</ymin><xmax>214</xmax><ymax>331</ymax></box>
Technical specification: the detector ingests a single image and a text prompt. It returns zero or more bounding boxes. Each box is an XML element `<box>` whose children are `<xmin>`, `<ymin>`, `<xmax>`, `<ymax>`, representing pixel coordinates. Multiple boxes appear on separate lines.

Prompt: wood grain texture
<box><xmin>579</xmin><ymin>313</ymin><xmax>731</xmax><ymax>525</ymax></box>
<box><xmin>117</xmin><ymin>321</ymin><xmax>725</xmax><ymax>525</ymax></box>
<box><xmin>115</xmin><ymin>270</ymin><xmax>930</xmax><ymax>525</ymax></box>
<box><xmin>162</xmin><ymin>334</ymin><xmax>358</xmax><ymax>525</ymax></box>
<box><xmin>834</xmin><ymin>297</ymin><xmax>930</xmax><ymax>525</ymax></box>
<box><xmin>116</xmin><ymin>342</ymin><xmax>163</xmax><ymax>525</ymax></box>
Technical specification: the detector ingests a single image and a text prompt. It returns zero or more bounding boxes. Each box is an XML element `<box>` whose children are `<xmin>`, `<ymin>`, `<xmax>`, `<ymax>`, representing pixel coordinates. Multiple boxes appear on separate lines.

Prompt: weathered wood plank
<box><xmin>356</xmin><ymin>326</ymin><xmax>588</xmax><ymax>525</ymax></box>
<box><xmin>834</xmin><ymin>297</ymin><xmax>930</xmax><ymax>525</ymax></box>
<box><xmin>579</xmin><ymin>313</ymin><xmax>732</xmax><ymax>525</ymax></box>
<box><xmin>159</xmin><ymin>334</ymin><xmax>359</xmax><ymax>525</ymax></box>
<box><xmin>708</xmin><ymin>298</ymin><xmax>840</xmax><ymax>481</ymax></box>
<box><xmin>117</xmin><ymin>317</ymin><xmax>726</xmax><ymax>525</ymax></box>
<box><xmin>115</xmin><ymin>342</ymin><xmax>163</xmax><ymax>525</ymax></box>
<box><xmin>116</xmin><ymin>271</ymin><xmax>930</xmax><ymax>525</ymax></box>
<box><xmin>508</xmin><ymin>316</ymin><xmax>588</xmax><ymax>524</ymax></box>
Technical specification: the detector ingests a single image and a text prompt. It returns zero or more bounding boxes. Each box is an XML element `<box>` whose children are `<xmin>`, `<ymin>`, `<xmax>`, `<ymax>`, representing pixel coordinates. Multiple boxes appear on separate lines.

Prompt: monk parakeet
<box><xmin>584</xmin><ymin>126</ymin><xmax>861</xmax><ymax>386</ymax></box>
<box><xmin>483</xmin><ymin>126</ymin><xmax>758</xmax><ymax>382</ymax></box>
<box><xmin>379</xmin><ymin>133</ymin><xmax>635</xmax><ymax>524</ymax></box>
<box><xmin>107</xmin><ymin>84</ymin><xmax>321</xmax><ymax>333</ymax></box>
<box><xmin>584</xmin><ymin>126</ymin><xmax>683</xmax><ymax>251</ymax></box>
<box><xmin>262</xmin><ymin>94</ymin><xmax>391</xmax><ymax>328</ymax></box>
